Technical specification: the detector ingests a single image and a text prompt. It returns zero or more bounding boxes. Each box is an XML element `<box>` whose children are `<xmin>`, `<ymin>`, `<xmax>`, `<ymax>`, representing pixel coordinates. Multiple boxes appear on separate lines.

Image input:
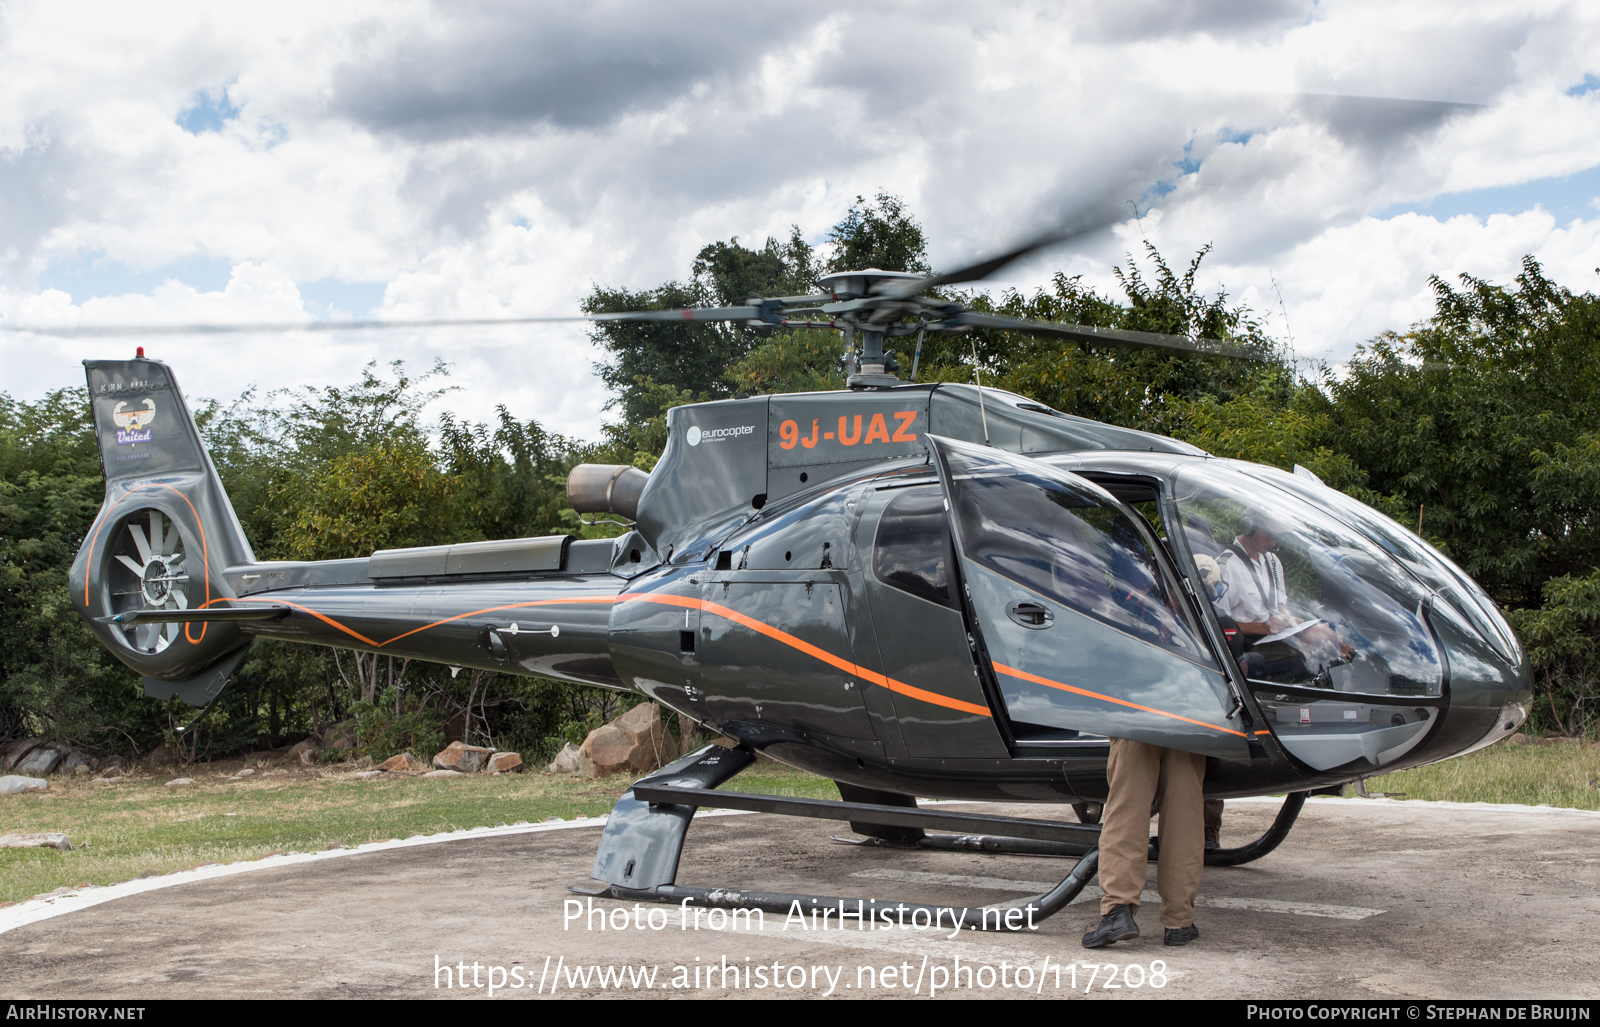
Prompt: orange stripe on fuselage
<box><xmin>220</xmin><ymin>594</ymin><xmax>621</xmax><ymax>649</ymax></box>
<box><xmin>216</xmin><ymin>588</ymin><xmax>993</xmax><ymax>719</ymax></box>
<box><xmin>992</xmin><ymin>662</ymin><xmax>1247</xmax><ymax>738</ymax></box>
<box><xmin>622</xmin><ymin>592</ymin><xmax>993</xmax><ymax>719</ymax></box>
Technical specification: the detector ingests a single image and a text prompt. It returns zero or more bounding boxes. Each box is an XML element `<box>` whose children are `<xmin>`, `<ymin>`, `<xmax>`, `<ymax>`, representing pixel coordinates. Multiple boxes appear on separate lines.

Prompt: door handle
<box><xmin>1006</xmin><ymin>600</ymin><xmax>1054</xmax><ymax>629</ymax></box>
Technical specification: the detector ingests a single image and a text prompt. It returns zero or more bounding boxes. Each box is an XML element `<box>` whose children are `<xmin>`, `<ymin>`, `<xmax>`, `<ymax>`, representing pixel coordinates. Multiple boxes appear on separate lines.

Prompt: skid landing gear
<box><xmin>577</xmin><ymin>746</ymin><xmax>1305</xmax><ymax>930</ymax></box>
<box><xmin>839</xmin><ymin>792</ymin><xmax>1307</xmax><ymax>867</ymax></box>
<box><xmin>577</xmin><ymin>746</ymin><xmax>1100</xmax><ymax>932</ymax></box>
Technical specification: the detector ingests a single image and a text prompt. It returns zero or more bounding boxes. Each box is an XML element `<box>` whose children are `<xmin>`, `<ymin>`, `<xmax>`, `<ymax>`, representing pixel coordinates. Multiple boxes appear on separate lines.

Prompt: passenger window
<box><xmin>873</xmin><ymin>487</ymin><xmax>953</xmax><ymax>607</ymax></box>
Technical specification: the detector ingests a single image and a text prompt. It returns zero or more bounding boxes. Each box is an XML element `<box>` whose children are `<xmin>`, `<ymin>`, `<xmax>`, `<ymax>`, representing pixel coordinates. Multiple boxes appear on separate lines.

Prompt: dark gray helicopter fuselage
<box><xmin>72</xmin><ymin>359</ymin><xmax>1530</xmax><ymax>806</ymax></box>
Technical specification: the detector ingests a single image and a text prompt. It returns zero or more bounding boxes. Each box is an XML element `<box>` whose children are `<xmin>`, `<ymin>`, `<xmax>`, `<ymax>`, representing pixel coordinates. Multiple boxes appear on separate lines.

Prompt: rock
<box><xmin>487</xmin><ymin>751</ymin><xmax>524</xmax><ymax>774</ymax></box>
<box><xmin>547</xmin><ymin>742</ymin><xmax>583</xmax><ymax>774</ymax></box>
<box><xmin>288</xmin><ymin>739</ymin><xmax>318</xmax><ymax>765</ymax></box>
<box><xmin>234</xmin><ymin>767</ymin><xmax>256</xmax><ymax>778</ymax></box>
<box><xmin>378</xmin><ymin>753</ymin><xmax>424</xmax><ymax>773</ymax></box>
<box><xmin>580</xmin><ymin>724</ymin><xmax>636</xmax><ymax>776</ymax></box>
<box><xmin>0</xmin><ymin>738</ymin><xmax>42</xmax><ymax>771</ymax></box>
<box><xmin>353</xmin><ymin>770</ymin><xmax>384</xmax><ymax>779</ymax></box>
<box><xmin>13</xmin><ymin>743</ymin><xmax>68</xmax><ymax>776</ymax></box>
<box><xmin>432</xmin><ymin>741</ymin><xmax>495</xmax><ymax>774</ymax></box>
<box><xmin>166</xmin><ymin>778</ymin><xmax>193</xmax><ymax>788</ymax></box>
<box><xmin>322</xmin><ymin>723</ymin><xmax>357</xmax><ymax>751</ymax></box>
<box><xmin>577</xmin><ymin>704</ymin><xmax>680</xmax><ymax>777</ymax></box>
<box><xmin>0</xmin><ymin>832</ymin><xmax>72</xmax><ymax>851</ymax></box>
<box><xmin>0</xmin><ymin>775</ymin><xmax>48</xmax><ymax>795</ymax></box>
<box><xmin>613</xmin><ymin>703</ymin><xmax>680</xmax><ymax>766</ymax></box>
<box><xmin>69</xmin><ymin>763</ymin><xmax>91</xmax><ymax>776</ymax></box>
<box><xmin>710</xmin><ymin>734</ymin><xmax>773</xmax><ymax>763</ymax></box>
<box><xmin>422</xmin><ymin>769</ymin><xmax>464</xmax><ymax>779</ymax></box>
<box><xmin>57</xmin><ymin>749</ymin><xmax>92</xmax><ymax>776</ymax></box>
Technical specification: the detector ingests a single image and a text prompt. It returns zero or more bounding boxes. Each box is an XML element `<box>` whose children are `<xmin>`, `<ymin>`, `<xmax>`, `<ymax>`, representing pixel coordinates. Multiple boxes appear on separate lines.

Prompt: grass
<box><xmin>0</xmin><ymin>753</ymin><xmax>838</xmax><ymax>905</ymax></box>
<box><xmin>5</xmin><ymin>740</ymin><xmax>1595</xmax><ymax>907</ymax></box>
<box><xmin>1365</xmin><ymin>738</ymin><xmax>1600</xmax><ymax>809</ymax></box>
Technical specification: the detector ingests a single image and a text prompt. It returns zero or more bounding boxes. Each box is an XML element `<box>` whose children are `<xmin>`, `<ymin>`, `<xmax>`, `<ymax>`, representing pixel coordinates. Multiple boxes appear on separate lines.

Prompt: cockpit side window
<box><xmin>872</xmin><ymin>486</ymin><xmax>953</xmax><ymax>608</ymax></box>
<box><xmin>945</xmin><ymin>457</ymin><xmax>1213</xmax><ymax>664</ymax></box>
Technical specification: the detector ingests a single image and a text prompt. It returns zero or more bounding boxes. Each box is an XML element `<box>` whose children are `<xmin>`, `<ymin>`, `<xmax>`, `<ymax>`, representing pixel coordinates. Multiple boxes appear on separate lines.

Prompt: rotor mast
<box><xmin>815</xmin><ymin>268</ymin><xmax>929</xmax><ymax>388</ymax></box>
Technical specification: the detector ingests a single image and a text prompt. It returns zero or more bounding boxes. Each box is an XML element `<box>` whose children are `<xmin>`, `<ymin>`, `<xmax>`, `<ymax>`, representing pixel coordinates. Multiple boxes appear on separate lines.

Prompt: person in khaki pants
<box><xmin>1081</xmin><ymin>738</ymin><xmax>1205</xmax><ymax>948</ymax></box>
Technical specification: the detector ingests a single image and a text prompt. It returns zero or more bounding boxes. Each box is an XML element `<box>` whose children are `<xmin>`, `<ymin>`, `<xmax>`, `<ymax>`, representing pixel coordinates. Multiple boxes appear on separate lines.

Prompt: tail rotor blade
<box><xmin>128</xmin><ymin>521</ymin><xmax>153</xmax><ymax>564</ymax></box>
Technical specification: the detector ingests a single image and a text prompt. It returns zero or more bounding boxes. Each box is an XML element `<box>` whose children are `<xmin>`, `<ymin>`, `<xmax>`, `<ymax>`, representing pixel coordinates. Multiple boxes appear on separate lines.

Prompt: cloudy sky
<box><xmin>3</xmin><ymin>0</ymin><xmax>1598</xmax><ymax>439</ymax></box>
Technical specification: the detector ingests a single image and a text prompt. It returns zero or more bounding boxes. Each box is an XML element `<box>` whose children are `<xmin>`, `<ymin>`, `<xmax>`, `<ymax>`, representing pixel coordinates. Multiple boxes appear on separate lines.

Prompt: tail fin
<box><xmin>70</xmin><ymin>356</ymin><xmax>256</xmax><ymax>705</ymax></box>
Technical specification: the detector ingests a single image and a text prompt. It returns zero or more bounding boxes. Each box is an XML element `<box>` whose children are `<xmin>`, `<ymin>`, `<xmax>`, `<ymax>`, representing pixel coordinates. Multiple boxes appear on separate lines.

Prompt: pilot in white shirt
<box><xmin>1215</xmin><ymin>511</ymin><xmax>1291</xmax><ymax>637</ymax></box>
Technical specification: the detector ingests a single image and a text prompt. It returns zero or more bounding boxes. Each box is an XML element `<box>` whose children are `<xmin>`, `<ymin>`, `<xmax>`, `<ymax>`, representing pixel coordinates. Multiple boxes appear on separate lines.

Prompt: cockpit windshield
<box><xmin>1172</xmin><ymin>462</ymin><xmax>1443</xmax><ymax>698</ymax></box>
<box><xmin>1231</xmin><ymin>463</ymin><xmax>1520</xmax><ymax>665</ymax></box>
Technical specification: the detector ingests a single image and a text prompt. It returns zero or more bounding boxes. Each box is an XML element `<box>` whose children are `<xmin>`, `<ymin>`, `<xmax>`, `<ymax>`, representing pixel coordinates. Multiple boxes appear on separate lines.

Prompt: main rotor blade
<box><xmin>2</xmin><ymin>304</ymin><xmax>769</xmax><ymax>339</ymax></box>
<box><xmin>592</xmin><ymin>306</ymin><xmax>759</xmax><ymax>323</ymax></box>
<box><xmin>876</xmin><ymin>208</ymin><xmax>1129</xmax><ymax>300</ymax></box>
<box><xmin>953</xmin><ymin>312</ymin><xmax>1265</xmax><ymax>360</ymax></box>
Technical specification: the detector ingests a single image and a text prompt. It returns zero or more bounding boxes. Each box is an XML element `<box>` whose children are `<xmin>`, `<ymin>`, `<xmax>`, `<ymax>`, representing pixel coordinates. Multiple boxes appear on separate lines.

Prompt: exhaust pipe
<box><xmin>567</xmin><ymin>464</ymin><xmax>649</xmax><ymax>522</ymax></box>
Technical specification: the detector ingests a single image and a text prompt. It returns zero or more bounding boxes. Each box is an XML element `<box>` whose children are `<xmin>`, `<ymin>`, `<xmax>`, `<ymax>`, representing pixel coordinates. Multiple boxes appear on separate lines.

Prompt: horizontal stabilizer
<box><xmin>102</xmin><ymin>606</ymin><xmax>289</xmax><ymax>625</ymax></box>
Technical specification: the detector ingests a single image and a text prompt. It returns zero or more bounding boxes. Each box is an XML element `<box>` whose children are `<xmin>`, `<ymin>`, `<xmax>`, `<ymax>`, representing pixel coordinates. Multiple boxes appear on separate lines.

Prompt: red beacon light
<box><xmin>136</xmin><ymin>346</ymin><xmax>144</xmax><ymax>358</ymax></box>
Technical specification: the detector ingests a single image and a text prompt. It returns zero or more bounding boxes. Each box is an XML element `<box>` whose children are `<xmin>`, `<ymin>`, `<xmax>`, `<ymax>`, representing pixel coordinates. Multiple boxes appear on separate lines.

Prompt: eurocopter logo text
<box><xmin>686</xmin><ymin>424</ymin><xmax>755</xmax><ymax>447</ymax></box>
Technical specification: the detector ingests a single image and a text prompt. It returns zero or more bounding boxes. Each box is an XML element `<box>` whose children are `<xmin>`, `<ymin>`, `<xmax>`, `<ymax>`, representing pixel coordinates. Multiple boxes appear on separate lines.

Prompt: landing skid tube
<box><xmin>835</xmin><ymin>792</ymin><xmax>1309</xmax><ymax>868</ymax></box>
<box><xmin>576</xmin><ymin>745</ymin><xmax>1099</xmax><ymax>932</ymax></box>
<box><xmin>577</xmin><ymin>852</ymin><xmax>1100</xmax><ymax>934</ymax></box>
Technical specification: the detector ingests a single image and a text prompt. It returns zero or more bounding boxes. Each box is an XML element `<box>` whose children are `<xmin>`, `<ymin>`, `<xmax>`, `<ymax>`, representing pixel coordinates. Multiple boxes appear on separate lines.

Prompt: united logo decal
<box><xmin>112</xmin><ymin>398</ymin><xmax>156</xmax><ymax>445</ymax></box>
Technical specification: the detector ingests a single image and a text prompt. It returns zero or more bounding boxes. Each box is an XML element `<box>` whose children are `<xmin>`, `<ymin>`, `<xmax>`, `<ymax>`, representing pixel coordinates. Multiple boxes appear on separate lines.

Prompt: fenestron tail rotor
<box><xmin>107</xmin><ymin>508</ymin><xmax>192</xmax><ymax>654</ymax></box>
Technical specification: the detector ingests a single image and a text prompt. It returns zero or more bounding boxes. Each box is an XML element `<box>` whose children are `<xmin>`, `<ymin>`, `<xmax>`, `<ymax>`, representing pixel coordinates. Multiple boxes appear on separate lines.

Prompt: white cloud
<box><xmin>2</xmin><ymin>0</ymin><xmax>1598</xmax><ymax>438</ymax></box>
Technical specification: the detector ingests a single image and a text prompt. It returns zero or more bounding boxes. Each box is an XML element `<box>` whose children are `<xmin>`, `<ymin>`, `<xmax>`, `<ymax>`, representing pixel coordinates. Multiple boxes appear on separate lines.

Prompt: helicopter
<box><xmin>58</xmin><ymin>233</ymin><xmax>1532</xmax><ymax>931</ymax></box>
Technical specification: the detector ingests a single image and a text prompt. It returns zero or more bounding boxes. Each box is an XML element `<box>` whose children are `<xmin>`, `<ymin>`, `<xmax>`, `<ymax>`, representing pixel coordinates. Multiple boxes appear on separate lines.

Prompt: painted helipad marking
<box><xmin>849</xmin><ymin>868</ymin><xmax>1387</xmax><ymax>920</ymax></box>
<box><xmin>0</xmin><ymin>809</ymin><xmax>751</xmax><ymax>937</ymax></box>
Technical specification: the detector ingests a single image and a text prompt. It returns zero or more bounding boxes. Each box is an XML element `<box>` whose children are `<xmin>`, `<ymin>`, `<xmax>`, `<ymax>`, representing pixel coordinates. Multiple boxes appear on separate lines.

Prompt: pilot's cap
<box><xmin>1193</xmin><ymin>553</ymin><xmax>1221</xmax><ymax>590</ymax></box>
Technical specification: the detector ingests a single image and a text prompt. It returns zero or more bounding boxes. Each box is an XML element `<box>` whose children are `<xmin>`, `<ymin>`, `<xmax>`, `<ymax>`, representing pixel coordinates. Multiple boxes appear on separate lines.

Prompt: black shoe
<box><xmin>1082</xmin><ymin>904</ymin><xmax>1139</xmax><ymax>948</ymax></box>
<box><xmin>1164</xmin><ymin>924</ymin><xmax>1200</xmax><ymax>946</ymax></box>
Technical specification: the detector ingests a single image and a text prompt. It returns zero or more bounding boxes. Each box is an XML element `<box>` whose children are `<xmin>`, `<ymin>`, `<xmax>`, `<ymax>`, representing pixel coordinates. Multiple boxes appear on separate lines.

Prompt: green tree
<box><xmin>585</xmin><ymin>228</ymin><xmax>820</xmax><ymax>452</ymax></box>
<box><xmin>1326</xmin><ymin>256</ymin><xmax>1600</xmax><ymax>608</ymax></box>
<box><xmin>914</xmin><ymin>243</ymin><xmax>1289</xmax><ymax>440</ymax></box>
<box><xmin>725</xmin><ymin>328</ymin><xmax>846</xmax><ymax>396</ymax></box>
<box><xmin>824</xmin><ymin>192</ymin><xmax>930</xmax><ymax>273</ymax></box>
<box><xmin>1506</xmin><ymin>569</ymin><xmax>1600</xmax><ymax>737</ymax></box>
<box><xmin>0</xmin><ymin>389</ymin><xmax>156</xmax><ymax>749</ymax></box>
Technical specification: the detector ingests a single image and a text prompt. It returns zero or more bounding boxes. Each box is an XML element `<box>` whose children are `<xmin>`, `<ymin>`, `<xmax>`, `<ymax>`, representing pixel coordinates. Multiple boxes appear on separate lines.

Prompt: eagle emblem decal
<box><xmin>112</xmin><ymin>398</ymin><xmax>156</xmax><ymax>445</ymax></box>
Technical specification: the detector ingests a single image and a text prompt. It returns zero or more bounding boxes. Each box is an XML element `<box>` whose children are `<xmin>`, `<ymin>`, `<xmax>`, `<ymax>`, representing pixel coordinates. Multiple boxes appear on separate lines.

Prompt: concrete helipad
<box><xmin>3</xmin><ymin>797</ymin><xmax>1598</xmax><ymax>1000</ymax></box>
